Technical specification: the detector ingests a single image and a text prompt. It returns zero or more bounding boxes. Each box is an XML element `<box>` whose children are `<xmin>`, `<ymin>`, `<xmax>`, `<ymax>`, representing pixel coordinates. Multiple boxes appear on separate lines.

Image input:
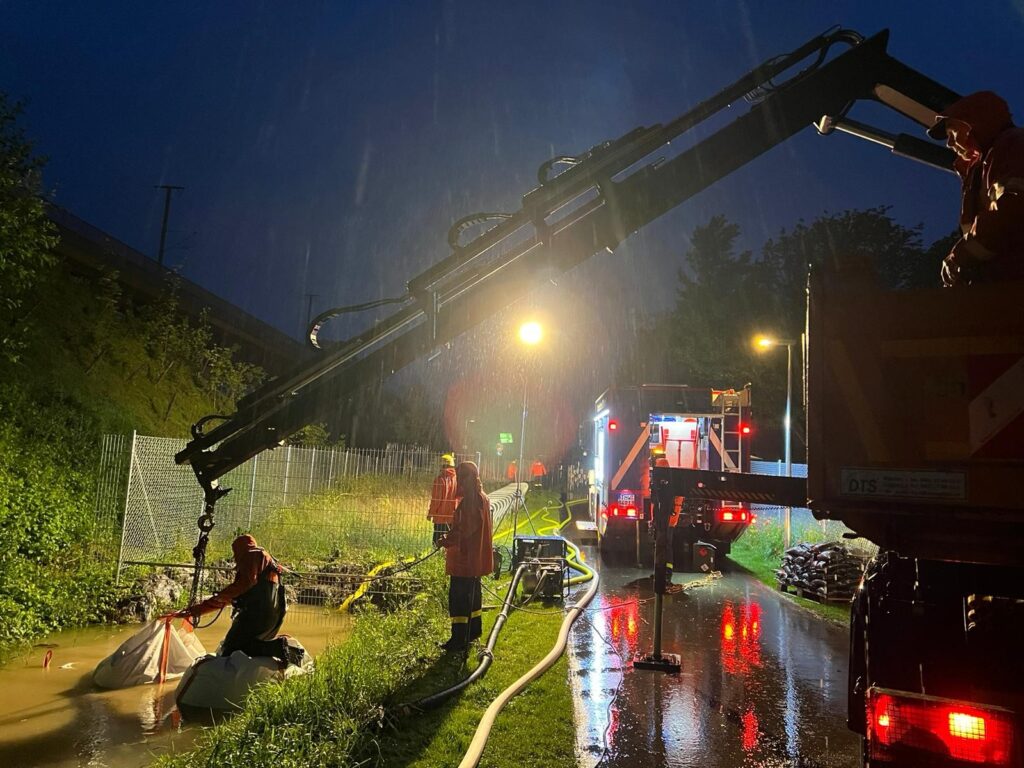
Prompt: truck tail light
<box><xmin>716</xmin><ymin>507</ymin><xmax>750</xmax><ymax>523</ymax></box>
<box><xmin>608</xmin><ymin>504</ymin><xmax>639</xmax><ymax>518</ymax></box>
<box><xmin>867</xmin><ymin>688</ymin><xmax>1015</xmax><ymax>766</ymax></box>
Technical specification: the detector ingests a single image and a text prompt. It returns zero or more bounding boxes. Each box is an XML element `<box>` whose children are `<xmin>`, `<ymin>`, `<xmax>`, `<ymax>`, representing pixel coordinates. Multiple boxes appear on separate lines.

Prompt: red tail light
<box><xmin>716</xmin><ymin>506</ymin><xmax>750</xmax><ymax>524</ymax></box>
<box><xmin>608</xmin><ymin>504</ymin><xmax>639</xmax><ymax>518</ymax></box>
<box><xmin>867</xmin><ymin>688</ymin><xmax>1015</xmax><ymax>766</ymax></box>
<box><xmin>608</xmin><ymin>420</ymin><xmax>618</xmax><ymax>431</ymax></box>
<box><xmin>740</xmin><ymin>423</ymin><xmax>752</xmax><ymax>435</ymax></box>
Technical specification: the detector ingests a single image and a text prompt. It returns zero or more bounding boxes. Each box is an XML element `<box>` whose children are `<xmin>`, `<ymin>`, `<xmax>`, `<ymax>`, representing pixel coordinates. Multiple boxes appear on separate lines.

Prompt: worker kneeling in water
<box><xmin>177</xmin><ymin>534</ymin><xmax>303</xmax><ymax>667</ymax></box>
<box><xmin>437</xmin><ymin>461</ymin><xmax>493</xmax><ymax>652</ymax></box>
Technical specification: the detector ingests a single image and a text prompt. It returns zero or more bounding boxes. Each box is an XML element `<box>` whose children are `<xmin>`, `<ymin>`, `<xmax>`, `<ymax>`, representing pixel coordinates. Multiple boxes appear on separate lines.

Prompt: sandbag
<box><xmin>93</xmin><ymin>618</ymin><xmax>206</xmax><ymax>689</ymax></box>
<box><xmin>175</xmin><ymin>637</ymin><xmax>311</xmax><ymax>711</ymax></box>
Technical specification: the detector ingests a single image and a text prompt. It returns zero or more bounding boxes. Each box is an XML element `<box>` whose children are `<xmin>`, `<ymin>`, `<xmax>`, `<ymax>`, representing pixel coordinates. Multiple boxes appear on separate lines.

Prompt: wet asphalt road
<box><xmin>568</xmin><ymin>551</ymin><xmax>860</xmax><ymax>767</ymax></box>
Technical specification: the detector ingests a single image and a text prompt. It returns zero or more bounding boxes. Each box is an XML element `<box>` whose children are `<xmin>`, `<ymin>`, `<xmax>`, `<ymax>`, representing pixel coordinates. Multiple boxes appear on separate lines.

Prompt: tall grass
<box><xmin>245</xmin><ymin>474</ymin><xmax>435</xmax><ymax>567</ymax></box>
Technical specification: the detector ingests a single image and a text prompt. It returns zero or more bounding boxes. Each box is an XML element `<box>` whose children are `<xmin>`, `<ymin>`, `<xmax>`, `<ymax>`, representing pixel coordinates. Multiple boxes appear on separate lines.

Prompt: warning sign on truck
<box><xmin>839</xmin><ymin>468</ymin><xmax>966</xmax><ymax>501</ymax></box>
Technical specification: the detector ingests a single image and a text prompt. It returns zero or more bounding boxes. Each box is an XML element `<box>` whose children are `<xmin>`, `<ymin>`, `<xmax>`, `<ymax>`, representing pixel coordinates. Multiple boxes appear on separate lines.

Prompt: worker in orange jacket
<box><xmin>506</xmin><ymin>459</ymin><xmax>518</xmax><ymax>482</ymax></box>
<box><xmin>438</xmin><ymin>461</ymin><xmax>493</xmax><ymax>651</ymax></box>
<box><xmin>427</xmin><ymin>453</ymin><xmax>458</xmax><ymax>546</ymax></box>
<box><xmin>177</xmin><ymin>534</ymin><xmax>300</xmax><ymax>665</ymax></box>
<box><xmin>530</xmin><ymin>457</ymin><xmax>547</xmax><ymax>488</ymax></box>
<box><xmin>927</xmin><ymin>91</ymin><xmax>1024</xmax><ymax>286</ymax></box>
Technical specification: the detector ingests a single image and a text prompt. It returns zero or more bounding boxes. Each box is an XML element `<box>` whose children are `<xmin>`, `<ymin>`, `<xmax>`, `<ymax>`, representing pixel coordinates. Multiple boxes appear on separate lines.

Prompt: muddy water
<box><xmin>0</xmin><ymin>606</ymin><xmax>351</xmax><ymax>768</ymax></box>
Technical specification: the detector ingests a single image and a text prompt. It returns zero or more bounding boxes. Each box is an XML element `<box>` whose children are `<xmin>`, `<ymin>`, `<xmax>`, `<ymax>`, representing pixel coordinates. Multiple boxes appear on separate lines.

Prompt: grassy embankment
<box><xmin>158</xmin><ymin>491</ymin><xmax>582</xmax><ymax>768</ymax></box>
<box><xmin>0</xmin><ymin>265</ymin><xmax>257</xmax><ymax>658</ymax></box>
<box><xmin>729</xmin><ymin>516</ymin><xmax>852</xmax><ymax>624</ymax></box>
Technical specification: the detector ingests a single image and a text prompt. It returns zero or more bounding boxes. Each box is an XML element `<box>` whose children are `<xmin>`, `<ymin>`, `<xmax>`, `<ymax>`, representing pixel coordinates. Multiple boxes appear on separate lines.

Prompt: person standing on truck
<box><xmin>427</xmin><ymin>453</ymin><xmax>458</xmax><ymax>547</ymax></box>
<box><xmin>437</xmin><ymin>461</ymin><xmax>493</xmax><ymax>652</ymax></box>
<box><xmin>177</xmin><ymin>534</ymin><xmax>302</xmax><ymax>666</ymax></box>
<box><xmin>927</xmin><ymin>91</ymin><xmax>1024</xmax><ymax>286</ymax></box>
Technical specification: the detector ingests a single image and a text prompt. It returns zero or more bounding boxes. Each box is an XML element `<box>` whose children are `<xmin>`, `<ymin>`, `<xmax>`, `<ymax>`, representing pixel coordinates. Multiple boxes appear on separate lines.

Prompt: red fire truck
<box><xmin>589</xmin><ymin>384</ymin><xmax>753</xmax><ymax>568</ymax></box>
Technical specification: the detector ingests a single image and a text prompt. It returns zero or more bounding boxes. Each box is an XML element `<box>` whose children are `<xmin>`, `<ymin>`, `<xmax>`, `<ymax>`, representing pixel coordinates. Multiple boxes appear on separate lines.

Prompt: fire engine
<box><xmin>590</xmin><ymin>384</ymin><xmax>752</xmax><ymax>569</ymax></box>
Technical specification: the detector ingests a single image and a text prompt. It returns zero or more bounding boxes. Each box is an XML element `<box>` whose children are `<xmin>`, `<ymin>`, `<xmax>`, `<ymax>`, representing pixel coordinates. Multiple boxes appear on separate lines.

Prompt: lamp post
<box><xmin>754</xmin><ymin>334</ymin><xmax>796</xmax><ymax>548</ymax></box>
<box><xmin>511</xmin><ymin>321</ymin><xmax>543</xmax><ymax>539</ymax></box>
<box><xmin>462</xmin><ymin>418</ymin><xmax>475</xmax><ymax>452</ymax></box>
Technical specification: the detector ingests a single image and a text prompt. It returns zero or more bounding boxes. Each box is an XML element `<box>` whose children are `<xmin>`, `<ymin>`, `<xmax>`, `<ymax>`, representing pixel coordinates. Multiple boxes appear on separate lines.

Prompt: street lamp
<box><xmin>462</xmin><ymin>418</ymin><xmax>475</xmax><ymax>451</ymax></box>
<box><xmin>754</xmin><ymin>334</ymin><xmax>796</xmax><ymax>547</ymax></box>
<box><xmin>511</xmin><ymin>320</ymin><xmax>543</xmax><ymax>539</ymax></box>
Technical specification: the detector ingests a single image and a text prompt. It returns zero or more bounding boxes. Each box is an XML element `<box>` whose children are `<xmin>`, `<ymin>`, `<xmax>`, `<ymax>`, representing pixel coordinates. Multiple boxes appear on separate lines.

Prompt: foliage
<box><xmin>0</xmin><ymin>382</ymin><xmax>120</xmax><ymax>651</ymax></box>
<box><xmin>647</xmin><ymin>207</ymin><xmax>951</xmax><ymax>461</ymax></box>
<box><xmin>0</xmin><ymin>263</ymin><xmax>269</xmax><ymax>656</ymax></box>
<box><xmin>0</xmin><ymin>93</ymin><xmax>59</xmax><ymax>363</ymax></box>
<box><xmin>287</xmin><ymin>422</ymin><xmax>345</xmax><ymax>449</ymax></box>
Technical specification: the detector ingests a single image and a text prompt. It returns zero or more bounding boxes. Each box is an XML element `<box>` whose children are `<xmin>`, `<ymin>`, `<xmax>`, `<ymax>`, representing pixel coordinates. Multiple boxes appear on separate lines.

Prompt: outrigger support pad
<box><xmin>633</xmin><ymin>650</ymin><xmax>682</xmax><ymax>673</ymax></box>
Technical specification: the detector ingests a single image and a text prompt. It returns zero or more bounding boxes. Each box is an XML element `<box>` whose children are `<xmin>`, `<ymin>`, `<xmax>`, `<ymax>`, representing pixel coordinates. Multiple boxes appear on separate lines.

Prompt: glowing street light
<box><xmin>754</xmin><ymin>333</ymin><xmax>796</xmax><ymax>547</ymax></box>
<box><xmin>519</xmin><ymin>321</ymin><xmax>543</xmax><ymax>346</ymax></box>
<box><xmin>511</xmin><ymin>320</ymin><xmax>544</xmax><ymax>539</ymax></box>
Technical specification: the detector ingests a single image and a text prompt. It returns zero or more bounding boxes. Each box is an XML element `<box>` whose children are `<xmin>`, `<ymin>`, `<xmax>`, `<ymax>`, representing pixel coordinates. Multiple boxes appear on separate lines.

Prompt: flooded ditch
<box><xmin>0</xmin><ymin>606</ymin><xmax>351</xmax><ymax>768</ymax></box>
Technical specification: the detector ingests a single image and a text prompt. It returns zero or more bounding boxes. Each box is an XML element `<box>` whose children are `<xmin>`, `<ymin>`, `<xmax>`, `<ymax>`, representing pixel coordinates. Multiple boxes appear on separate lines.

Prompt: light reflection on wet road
<box><xmin>569</xmin><ymin>556</ymin><xmax>859</xmax><ymax>767</ymax></box>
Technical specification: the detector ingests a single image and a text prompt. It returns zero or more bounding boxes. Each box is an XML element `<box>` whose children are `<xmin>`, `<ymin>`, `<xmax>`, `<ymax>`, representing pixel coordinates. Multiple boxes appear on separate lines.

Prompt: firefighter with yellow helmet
<box><xmin>428</xmin><ymin>452</ymin><xmax>458</xmax><ymax>546</ymax></box>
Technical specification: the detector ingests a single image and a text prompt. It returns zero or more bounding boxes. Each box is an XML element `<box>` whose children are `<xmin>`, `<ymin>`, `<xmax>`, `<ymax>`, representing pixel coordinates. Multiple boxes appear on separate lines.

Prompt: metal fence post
<box><xmin>308</xmin><ymin>447</ymin><xmax>317</xmax><ymax>495</ymax></box>
<box><xmin>115</xmin><ymin>430</ymin><xmax>137</xmax><ymax>584</ymax></box>
<box><xmin>327</xmin><ymin>447</ymin><xmax>336</xmax><ymax>489</ymax></box>
<box><xmin>248</xmin><ymin>454</ymin><xmax>259</xmax><ymax>529</ymax></box>
<box><xmin>282</xmin><ymin>445</ymin><xmax>292</xmax><ymax>506</ymax></box>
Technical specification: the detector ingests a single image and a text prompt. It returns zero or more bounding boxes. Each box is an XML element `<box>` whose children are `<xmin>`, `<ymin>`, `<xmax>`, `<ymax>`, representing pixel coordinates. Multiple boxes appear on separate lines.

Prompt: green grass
<box><xmin>370</xmin><ymin>576</ymin><xmax>577</xmax><ymax>768</ymax></box>
<box><xmin>729</xmin><ymin>517</ymin><xmax>852</xmax><ymax>625</ymax></box>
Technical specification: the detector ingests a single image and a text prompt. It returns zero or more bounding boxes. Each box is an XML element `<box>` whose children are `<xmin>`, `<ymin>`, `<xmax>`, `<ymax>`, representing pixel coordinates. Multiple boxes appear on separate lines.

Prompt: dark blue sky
<box><xmin>4</xmin><ymin>1</ymin><xmax>1023</xmax><ymax>343</ymax></box>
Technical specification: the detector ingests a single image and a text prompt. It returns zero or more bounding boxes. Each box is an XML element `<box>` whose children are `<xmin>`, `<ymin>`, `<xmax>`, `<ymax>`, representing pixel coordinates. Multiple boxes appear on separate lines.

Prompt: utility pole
<box><xmin>154</xmin><ymin>184</ymin><xmax>184</xmax><ymax>268</ymax></box>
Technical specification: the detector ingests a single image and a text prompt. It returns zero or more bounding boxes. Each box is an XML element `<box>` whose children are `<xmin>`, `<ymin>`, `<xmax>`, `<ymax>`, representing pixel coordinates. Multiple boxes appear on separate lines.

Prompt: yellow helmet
<box><xmin>441</xmin><ymin>453</ymin><xmax>456</xmax><ymax>467</ymax></box>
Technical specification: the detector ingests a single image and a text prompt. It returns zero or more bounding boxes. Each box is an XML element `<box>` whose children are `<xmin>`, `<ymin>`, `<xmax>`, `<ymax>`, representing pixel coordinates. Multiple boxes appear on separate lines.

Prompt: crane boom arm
<box><xmin>176</xmin><ymin>28</ymin><xmax>957</xmax><ymax>503</ymax></box>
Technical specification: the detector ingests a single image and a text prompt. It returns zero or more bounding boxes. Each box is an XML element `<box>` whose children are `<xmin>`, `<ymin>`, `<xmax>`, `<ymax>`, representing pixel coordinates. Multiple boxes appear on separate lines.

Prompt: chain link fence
<box><xmin>748</xmin><ymin>460</ymin><xmax>878</xmax><ymax>558</ymax></box>
<box><xmin>96</xmin><ymin>433</ymin><xmax>497</xmax><ymax>606</ymax></box>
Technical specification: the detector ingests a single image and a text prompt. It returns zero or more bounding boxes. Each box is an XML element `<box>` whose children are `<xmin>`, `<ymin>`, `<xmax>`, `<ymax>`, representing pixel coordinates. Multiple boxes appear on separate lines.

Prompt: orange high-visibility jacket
<box><xmin>427</xmin><ymin>466</ymin><xmax>458</xmax><ymax>523</ymax></box>
<box><xmin>445</xmin><ymin>493</ymin><xmax>493</xmax><ymax>578</ymax></box>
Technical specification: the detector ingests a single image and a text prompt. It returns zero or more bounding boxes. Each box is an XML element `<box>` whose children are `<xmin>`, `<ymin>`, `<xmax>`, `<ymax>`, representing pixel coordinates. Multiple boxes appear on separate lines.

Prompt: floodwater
<box><xmin>570</xmin><ymin>558</ymin><xmax>859</xmax><ymax>767</ymax></box>
<box><xmin>0</xmin><ymin>606</ymin><xmax>351</xmax><ymax>768</ymax></box>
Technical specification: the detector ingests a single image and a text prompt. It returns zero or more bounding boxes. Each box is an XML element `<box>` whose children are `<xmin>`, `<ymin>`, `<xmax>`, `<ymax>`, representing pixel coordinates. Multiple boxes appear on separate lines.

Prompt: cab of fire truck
<box><xmin>589</xmin><ymin>384</ymin><xmax>753</xmax><ymax>567</ymax></box>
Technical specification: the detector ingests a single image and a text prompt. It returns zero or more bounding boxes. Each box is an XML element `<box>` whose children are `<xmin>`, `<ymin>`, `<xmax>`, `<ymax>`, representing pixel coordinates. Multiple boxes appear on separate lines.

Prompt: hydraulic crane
<box><xmin>176</xmin><ymin>27</ymin><xmax>956</xmax><ymax>521</ymax></box>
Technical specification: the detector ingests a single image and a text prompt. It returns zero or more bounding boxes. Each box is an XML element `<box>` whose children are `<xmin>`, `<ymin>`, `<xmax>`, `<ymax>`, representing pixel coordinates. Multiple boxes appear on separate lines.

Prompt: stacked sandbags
<box><xmin>775</xmin><ymin>541</ymin><xmax>865</xmax><ymax>602</ymax></box>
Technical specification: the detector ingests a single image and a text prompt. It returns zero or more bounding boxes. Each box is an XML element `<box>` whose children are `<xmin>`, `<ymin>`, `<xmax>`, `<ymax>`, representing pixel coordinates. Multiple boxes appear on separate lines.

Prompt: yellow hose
<box><xmin>339</xmin><ymin>552</ymin><xmax>422</xmax><ymax>613</ymax></box>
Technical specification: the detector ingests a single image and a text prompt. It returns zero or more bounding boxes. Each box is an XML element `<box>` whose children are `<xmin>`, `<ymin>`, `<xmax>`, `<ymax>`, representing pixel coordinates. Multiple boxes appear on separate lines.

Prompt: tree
<box><xmin>659</xmin><ymin>208</ymin><xmax>947</xmax><ymax>461</ymax></box>
<box><xmin>0</xmin><ymin>93</ymin><xmax>59</xmax><ymax>362</ymax></box>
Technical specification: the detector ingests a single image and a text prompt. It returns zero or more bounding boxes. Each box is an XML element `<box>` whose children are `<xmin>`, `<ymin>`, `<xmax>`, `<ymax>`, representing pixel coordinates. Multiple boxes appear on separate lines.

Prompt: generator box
<box><xmin>807</xmin><ymin>269</ymin><xmax>1024</xmax><ymax>565</ymax></box>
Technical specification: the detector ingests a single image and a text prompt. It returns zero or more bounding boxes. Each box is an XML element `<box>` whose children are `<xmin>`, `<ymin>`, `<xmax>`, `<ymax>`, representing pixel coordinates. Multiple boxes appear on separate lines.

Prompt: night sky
<box><xmin>4</xmin><ymin>2</ymin><xmax>1023</xmax><ymax>452</ymax></box>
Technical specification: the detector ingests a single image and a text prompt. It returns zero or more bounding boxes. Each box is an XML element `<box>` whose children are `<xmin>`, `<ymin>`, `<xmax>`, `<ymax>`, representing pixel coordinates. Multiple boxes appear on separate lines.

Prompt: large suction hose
<box><xmin>457</xmin><ymin>553</ymin><xmax>600</xmax><ymax>768</ymax></box>
<box><xmin>403</xmin><ymin>564</ymin><xmax>529</xmax><ymax>711</ymax></box>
